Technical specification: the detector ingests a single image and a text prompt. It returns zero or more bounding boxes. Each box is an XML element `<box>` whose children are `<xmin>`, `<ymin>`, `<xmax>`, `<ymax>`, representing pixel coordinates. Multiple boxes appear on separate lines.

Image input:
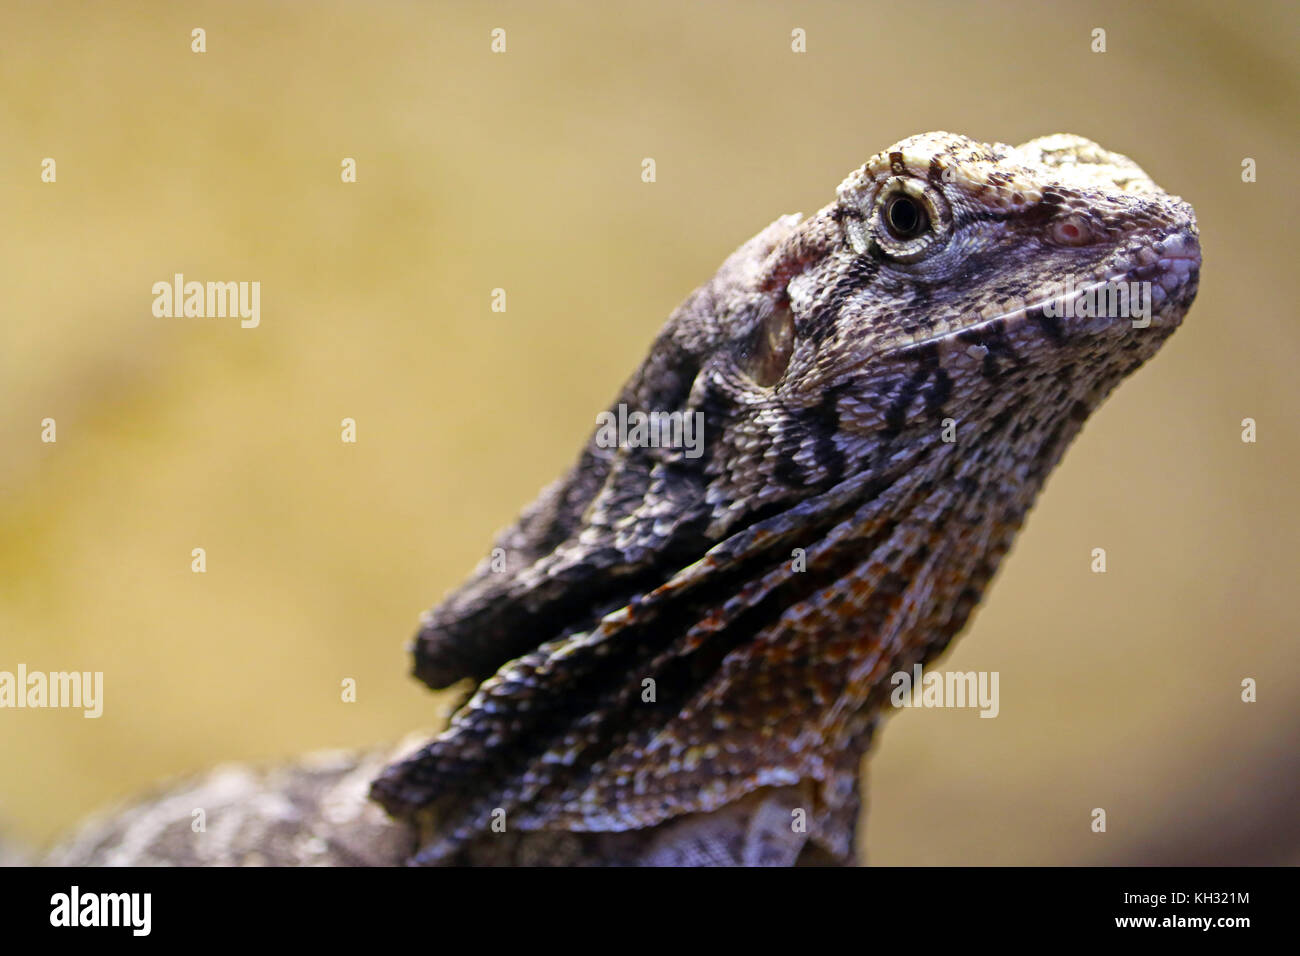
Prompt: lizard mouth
<box><xmin>897</xmin><ymin>228</ymin><xmax>1200</xmax><ymax>356</ymax></box>
<box><xmin>894</xmin><ymin>226</ymin><xmax>1196</xmax><ymax>361</ymax></box>
<box><xmin>1041</xmin><ymin>226</ymin><xmax>1201</xmax><ymax>326</ymax></box>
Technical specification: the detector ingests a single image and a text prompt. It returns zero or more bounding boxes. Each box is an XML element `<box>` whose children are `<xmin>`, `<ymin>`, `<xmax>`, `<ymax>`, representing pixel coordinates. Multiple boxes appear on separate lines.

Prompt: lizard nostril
<box><xmin>1051</xmin><ymin>215</ymin><xmax>1092</xmax><ymax>246</ymax></box>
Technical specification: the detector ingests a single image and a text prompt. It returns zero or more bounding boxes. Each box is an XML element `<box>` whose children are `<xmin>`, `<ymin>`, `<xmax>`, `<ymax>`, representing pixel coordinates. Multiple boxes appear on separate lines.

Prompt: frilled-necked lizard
<box><xmin>47</xmin><ymin>132</ymin><xmax>1200</xmax><ymax>867</ymax></box>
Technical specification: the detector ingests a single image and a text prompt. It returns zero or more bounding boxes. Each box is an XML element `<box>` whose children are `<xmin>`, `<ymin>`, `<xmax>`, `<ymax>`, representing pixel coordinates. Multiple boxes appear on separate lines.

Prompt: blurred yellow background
<box><xmin>2</xmin><ymin>0</ymin><xmax>1297</xmax><ymax>864</ymax></box>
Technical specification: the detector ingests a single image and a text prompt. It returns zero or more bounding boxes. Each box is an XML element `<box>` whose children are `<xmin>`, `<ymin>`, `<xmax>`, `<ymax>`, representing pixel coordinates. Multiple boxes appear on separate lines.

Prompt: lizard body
<box><xmin>46</xmin><ymin>131</ymin><xmax>1200</xmax><ymax>867</ymax></box>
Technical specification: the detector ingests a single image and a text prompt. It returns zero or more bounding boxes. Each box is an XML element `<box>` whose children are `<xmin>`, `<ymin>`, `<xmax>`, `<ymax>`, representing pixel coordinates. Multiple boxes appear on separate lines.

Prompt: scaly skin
<box><xmin>371</xmin><ymin>132</ymin><xmax>1201</xmax><ymax>865</ymax></box>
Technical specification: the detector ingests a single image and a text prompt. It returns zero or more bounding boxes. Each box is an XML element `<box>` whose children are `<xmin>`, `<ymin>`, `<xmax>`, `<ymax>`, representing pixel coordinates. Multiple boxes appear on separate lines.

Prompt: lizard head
<box><xmin>832</xmin><ymin>131</ymin><xmax>1200</xmax><ymax>340</ymax></box>
<box><xmin>756</xmin><ymin>131</ymin><xmax>1200</xmax><ymax>447</ymax></box>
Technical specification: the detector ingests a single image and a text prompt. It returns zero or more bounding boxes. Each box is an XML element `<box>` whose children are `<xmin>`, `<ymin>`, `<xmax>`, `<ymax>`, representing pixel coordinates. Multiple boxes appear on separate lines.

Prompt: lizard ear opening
<box><xmin>740</xmin><ymin>300</ymin><xmax>795</xmax><ymax>388</ymax></box>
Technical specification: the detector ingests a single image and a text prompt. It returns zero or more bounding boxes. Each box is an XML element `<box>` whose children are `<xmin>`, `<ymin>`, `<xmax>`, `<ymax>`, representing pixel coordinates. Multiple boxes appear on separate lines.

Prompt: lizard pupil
<box><xmin>885</xmin><ymin>194</ymin><xmax>927</xmax><ymax>239</ymax></box>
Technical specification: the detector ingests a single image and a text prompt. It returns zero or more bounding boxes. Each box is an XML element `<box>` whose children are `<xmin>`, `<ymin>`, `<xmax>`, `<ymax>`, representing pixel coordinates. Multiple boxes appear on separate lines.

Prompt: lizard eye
<box><xmin>884</xmin><ymin>194</ymin><xmax>929</xmax><ymax>240</ymax></box>
<box><xmin>848</xmin><ymin>179</ymin><xmax>950</xmax><ymax>263</ymax></box>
